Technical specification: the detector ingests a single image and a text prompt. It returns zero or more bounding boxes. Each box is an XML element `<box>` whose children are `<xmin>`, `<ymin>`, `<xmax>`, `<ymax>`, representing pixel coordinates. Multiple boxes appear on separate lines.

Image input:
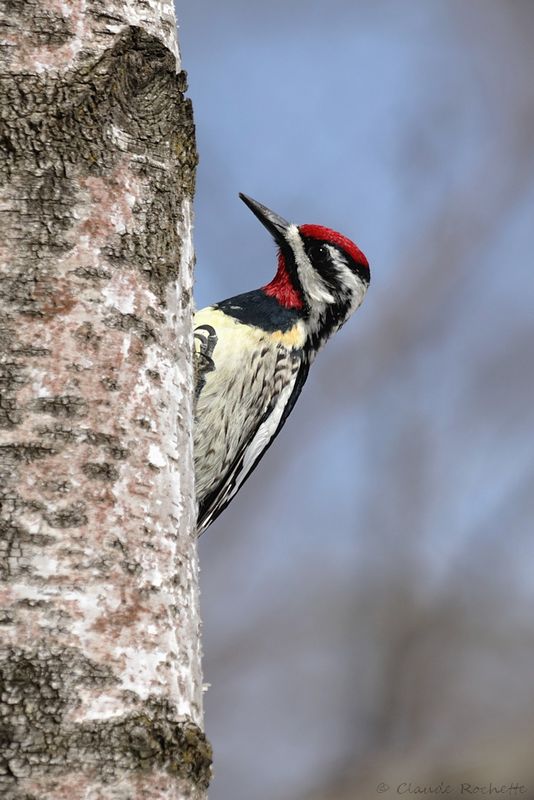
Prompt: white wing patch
<box><xmin>235</xmin><ymin>376</ymin><xmax>298</xmax><ymax>493</ymax></box>
<box><xmin>194</xmin><ymin>373</ymin><xmax>298</xmax><ymax>535</ymax></box>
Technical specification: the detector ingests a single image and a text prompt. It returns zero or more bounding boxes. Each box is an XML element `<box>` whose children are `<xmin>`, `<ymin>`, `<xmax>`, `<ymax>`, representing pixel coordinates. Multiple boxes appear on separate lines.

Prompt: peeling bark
<box><xmin>0</xmin><ymin>2</ymin><xmax>208</xmax><ymax>798</ymax></box>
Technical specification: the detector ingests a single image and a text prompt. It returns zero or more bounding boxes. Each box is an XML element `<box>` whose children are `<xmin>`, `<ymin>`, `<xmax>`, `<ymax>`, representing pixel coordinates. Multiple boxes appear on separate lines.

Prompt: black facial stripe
<box><xmin>302</xmin><ymin>239</ymin><xmax>370</xmax><ymax>286</ymax></box>
<box><xmin>306</xmin><ymin>297</ymin><xmax>352</xmax><ymax>354</ymax></box>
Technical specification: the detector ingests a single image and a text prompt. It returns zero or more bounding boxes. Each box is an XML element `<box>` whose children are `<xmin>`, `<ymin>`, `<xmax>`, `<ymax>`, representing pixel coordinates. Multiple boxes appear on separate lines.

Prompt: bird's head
<box><xmin>240</xmin><ymin>193</ymin><xmax>370</xmax><ymax>349</ymax></box>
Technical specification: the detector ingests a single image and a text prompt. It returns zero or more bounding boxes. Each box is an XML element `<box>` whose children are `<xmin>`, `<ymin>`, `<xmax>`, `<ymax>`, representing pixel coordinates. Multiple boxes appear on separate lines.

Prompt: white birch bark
<box><xmin>0</xmin><ymin>1</ymin><xmax>209</xmax><ymax>798</ymax></box>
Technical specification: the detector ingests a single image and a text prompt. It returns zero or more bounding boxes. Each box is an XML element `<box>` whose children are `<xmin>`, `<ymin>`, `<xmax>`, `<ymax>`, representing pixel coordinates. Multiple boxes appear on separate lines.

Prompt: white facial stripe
<box><xmin>285</xmin><ymin>225</ymin><xmax>335</xmax><ymax>304</ymax></box>
<box><xmin>324</xmin><ymin>244</ymin><xmax>367</xmax><ymax>311</ymax></box>
<box><xmin>220</xmin><ymin>374</ymin><xmax>298</xmax><ymax>511</ymax></box>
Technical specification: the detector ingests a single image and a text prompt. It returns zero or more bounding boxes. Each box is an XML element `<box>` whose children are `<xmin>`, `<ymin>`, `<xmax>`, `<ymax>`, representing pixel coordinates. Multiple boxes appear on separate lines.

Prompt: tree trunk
<box><xmin>0</xmin><ymin>2</ymin><xmax>209</xmax><ymax>798</ymax></box>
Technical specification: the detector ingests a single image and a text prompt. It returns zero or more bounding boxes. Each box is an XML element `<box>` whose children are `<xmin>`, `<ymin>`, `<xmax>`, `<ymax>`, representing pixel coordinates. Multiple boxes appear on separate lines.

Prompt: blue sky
<box><xmin>177</xmin><ymin>3</ymin><xmax>534</xmax><ymax>798</ymax></box>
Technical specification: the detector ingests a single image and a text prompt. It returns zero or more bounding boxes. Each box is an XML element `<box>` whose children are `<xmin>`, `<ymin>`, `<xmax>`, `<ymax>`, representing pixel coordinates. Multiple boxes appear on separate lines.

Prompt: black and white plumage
<box><xmin>194</xmin><ymin>194</ymin><xmax>370</xmax><ymax>535</ymax></box>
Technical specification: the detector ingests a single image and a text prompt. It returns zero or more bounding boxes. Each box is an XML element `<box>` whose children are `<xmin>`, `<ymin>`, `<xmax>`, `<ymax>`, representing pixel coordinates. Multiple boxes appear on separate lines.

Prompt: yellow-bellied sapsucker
<box><xmin>194</xmin><ymin>194</ymin><xmax>370</xmax><ymax>534</ymax></box>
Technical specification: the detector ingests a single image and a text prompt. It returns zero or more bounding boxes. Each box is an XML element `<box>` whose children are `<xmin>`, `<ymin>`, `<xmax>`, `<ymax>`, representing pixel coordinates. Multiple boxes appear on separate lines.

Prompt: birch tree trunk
<box><xmin>0</xmin><ymin>2</ymin><xmax>209</xmax><ymax>798</ymax></box>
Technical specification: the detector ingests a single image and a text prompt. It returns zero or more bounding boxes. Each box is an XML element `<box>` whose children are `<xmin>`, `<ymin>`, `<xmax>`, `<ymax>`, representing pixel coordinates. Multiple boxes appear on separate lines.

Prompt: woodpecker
<box><xmin>194</xmin><ymin>194</ymin><xmax>370</xmax><ymax>535</ymax></box>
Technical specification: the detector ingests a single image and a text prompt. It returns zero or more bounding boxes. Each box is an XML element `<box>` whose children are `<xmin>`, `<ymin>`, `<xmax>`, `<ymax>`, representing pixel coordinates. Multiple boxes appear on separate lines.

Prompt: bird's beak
<box><xmin>239</xmin><ymin>193</ymin><xmax>290</xmax><ymax>247</ymax></box>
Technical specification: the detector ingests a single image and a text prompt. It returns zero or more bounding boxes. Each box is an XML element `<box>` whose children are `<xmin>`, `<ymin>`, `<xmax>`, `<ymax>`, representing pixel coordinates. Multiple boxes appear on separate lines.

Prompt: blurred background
<box><xmin>177</xmin><ymin>2</ymin><xmax>534</xmax><ymax>798</ymax></box>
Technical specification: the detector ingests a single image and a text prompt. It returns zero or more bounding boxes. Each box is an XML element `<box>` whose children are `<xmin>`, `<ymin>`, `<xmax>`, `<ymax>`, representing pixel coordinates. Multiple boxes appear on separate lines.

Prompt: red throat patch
<box><xmin>299</xmin><ymin>224</ymin><xmax>369</xmax><ymax>268</ymax></box>
<box><xmin>263</xmin><ymin>251</ymin><xmax>304</xmax><ymax>310</ymax></box>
